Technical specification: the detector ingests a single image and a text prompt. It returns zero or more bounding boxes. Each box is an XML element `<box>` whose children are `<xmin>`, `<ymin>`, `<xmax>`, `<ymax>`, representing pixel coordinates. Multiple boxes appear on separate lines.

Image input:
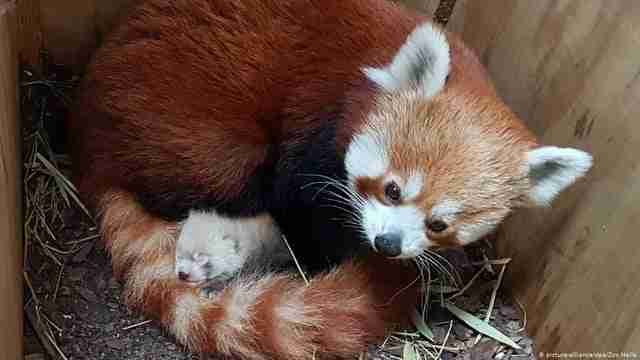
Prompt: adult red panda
<box><xmin>69</xmin><ymin>0</ymin><xmax>593</xmax><ymax>358</ymax></box>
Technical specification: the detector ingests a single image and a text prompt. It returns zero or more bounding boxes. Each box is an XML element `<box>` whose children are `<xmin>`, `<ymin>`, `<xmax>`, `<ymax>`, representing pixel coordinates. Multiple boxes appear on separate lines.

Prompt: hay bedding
<box><xmin>22</xmin><ymin>3</ymin><xmax>535</xmax><ymax>358</ymax></box>
<box><xmin>20</xmin><ymin>64</ymin><xmax>535</xmax><ymax>360</ymax></box>
<box><xmin>20</xmin><ymin>59</ymin><xmax>200</xmax><ymax>360</ymax></box>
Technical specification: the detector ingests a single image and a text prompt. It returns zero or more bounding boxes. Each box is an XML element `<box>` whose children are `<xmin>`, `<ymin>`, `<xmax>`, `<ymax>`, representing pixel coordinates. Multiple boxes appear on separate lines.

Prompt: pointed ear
<box><xmin>362</xmin><ymin>22</ymin><xmax>450</xmax><ymax>97</ymax></box>
<box><xmin>525</xmin><ymin>146</ymin><xmax>593</xmax><ymax>206</ymax></box>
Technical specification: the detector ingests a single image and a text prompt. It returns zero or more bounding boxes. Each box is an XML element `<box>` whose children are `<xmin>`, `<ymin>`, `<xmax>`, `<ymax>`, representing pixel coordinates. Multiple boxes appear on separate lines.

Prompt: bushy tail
<box><xmin>98</xmin><ymin>190</ymin><xmax>419</xmax><ymax>359</ymax></box>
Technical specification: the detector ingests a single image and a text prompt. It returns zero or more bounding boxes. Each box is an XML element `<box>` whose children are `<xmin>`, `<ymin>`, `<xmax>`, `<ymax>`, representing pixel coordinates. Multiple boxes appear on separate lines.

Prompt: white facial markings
<box><xmin>456</xmin><ymin>221</ymin><xmax>497</xmax><ymax>245</ymax></box>
<box><xmin>404</xmin><ymin>172</ymin><xmax>424</xmax><ymax>201</ymax></box>
<box><xmin>360</xmin><ymin>199</ymin><xmax>432</xmax><ymax>258</ymax></box>
<box><xmin>456</xmin><ymin>207</ymin><xmax>511</xmax><ymax>245</ymax></box>
<box><xmin>345</xmin><ymin>130</ymin><xmax>389</xmax><ymax>181</ymax></box>
<box><xmin>430</xmin><ymin>199</ymin><xmax>463</xmax><ymax>224</ymax></box>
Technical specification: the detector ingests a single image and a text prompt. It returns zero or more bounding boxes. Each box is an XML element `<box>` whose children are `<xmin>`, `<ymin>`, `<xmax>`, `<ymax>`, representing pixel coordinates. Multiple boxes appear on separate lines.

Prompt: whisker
<box><xmin>318</xmin><ymin>204</ymin><xmax>360</xmax><ymax>219</ymax></box>
<box><xmin>323</xmin><ymin>198</ymin><xmax>364</xmax><ymax>214</ymax></box>
<box><xmin>424</xmin><ymin>249</ymin><xmax>460</xmax><ymax>285</ymax></box>
<box><xmin>418</xmin><ymin>252</ymin><xmax>459</xmax><ymax>286</ymax></box>
<box><xmin>298</xmin><ymin>173</ymin><xmax>367</xmax><ymax>206</ymax></box>
<box><xmin>420</xmin><ymin>254</ymin><xmax>448</xmax><ymax>277</ymax></box>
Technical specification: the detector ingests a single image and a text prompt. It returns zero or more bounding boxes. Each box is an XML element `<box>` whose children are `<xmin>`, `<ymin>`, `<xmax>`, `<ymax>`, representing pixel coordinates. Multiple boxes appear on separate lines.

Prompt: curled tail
<box><xmin>98</xmin><ymin>190</ymin><xmax>419</xmax><ymax>359</ymax></box>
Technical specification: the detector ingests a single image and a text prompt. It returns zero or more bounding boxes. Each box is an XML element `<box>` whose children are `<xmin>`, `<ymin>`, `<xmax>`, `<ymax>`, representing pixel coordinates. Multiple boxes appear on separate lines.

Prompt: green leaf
<box><xmin>403</xmin><ymin>342</ymin><xmax>417</xmax><ymax>360</ymax></box>
<box><xmin>444</xmin><ymin>302</ymin><xmax>521</xmax><ymax>350</ymax></box>
<box><xmin>411</xmin><ymin>309</ymin><xmax>434</xmax><ymax>340</ymax></box>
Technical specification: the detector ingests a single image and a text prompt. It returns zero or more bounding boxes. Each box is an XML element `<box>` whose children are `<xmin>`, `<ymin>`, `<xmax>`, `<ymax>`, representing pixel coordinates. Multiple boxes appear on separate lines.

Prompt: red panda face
<box><xmin>343</xmin><ymin>22</ymin><xmax>592</xmax><ymax>258</ymax></box>
<box><xmin>345</xmin><ymin>90</ymin><xmax>530</xmax><ymax>257</ymax></box>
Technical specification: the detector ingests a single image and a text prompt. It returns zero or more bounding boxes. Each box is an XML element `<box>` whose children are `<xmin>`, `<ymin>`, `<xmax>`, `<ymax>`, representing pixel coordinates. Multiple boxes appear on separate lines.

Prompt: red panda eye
<box><xmin>384</xmin><ymin>182</ymin><xmax>402</xmax><ymax>203</ymax></box>
<box><xmin>427</xmin><ymin>220</ymin><xmax>448</xmax><ymax>233</ymax></box>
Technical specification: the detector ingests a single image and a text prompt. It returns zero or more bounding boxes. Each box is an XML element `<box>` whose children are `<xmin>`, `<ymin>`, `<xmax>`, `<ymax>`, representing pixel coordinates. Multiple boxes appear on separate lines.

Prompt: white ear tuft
<box><xmin>362</xmin><ymin>67</ymin><xmax>397</xmax><ymax>91</ymax></box>
<box><xmin>525</xmin><ymin>146</ymin><xmax>593</xmax><ymax>206</ymax></box>
<box><xmin>362</xmin><ymin>22</ymin><xmax>450</xmax><ymax>97</ymax></box>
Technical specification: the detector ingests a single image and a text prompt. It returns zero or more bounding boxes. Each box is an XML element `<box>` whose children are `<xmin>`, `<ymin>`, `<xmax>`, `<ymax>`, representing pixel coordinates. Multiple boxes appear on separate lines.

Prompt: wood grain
<box><xmin>449</xmin><ymin>0</ymin><xmax>640</xmax><ymax>353</ymax></box>
<box><xmin>0</xmin><ymin>1</ymin><xmax>23</xmax><ymax>359</ymax></box>
<box><xmin>16</xmin><ymin>0</ymin><xmax>132</xmax><ymax>69</ymax></box>
<box><xmin>21</xmin><ymin>0</ymin><xmax>436</xmax><ymax>69</ymax></box>
<box><xmin>15</xmin><ymin>0</ymin><xmax>41</xmax><ymax>67</ymax></box>
<box><xmin>394</xmin><ymin>0</ymin><xmax>439</xmax><ymax>16</ymax></box>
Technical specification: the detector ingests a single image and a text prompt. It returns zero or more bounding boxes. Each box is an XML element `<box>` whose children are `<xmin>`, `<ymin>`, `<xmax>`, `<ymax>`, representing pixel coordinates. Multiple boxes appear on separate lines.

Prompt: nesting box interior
<box><xmin>0</xmin><ymin>2</ymin><xmax>22</xmax><ymax>360</ymax></box>
<box><xmin>450</xmin><ymin>1</ymin><xmax>640</xmax><ymax>351</ymax></box>
<box><xmin>2</xmin><ymin>0</ymin><xmax>639</xmax><ymax>359</ymax></box>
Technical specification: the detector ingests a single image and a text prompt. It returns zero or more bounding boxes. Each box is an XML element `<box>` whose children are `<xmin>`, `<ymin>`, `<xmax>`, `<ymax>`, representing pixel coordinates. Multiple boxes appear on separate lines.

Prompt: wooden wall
<box><xmin>0</xmin><ymin>1</ymin><xmax>23</xmax><ymax>359</ymax></box>
<box><xmin>16</xmin><ymin>0</ymin><xmax>133</xmax><ymax>69</ymax></box>
<box><xmin>393</xmin><ymin>0</ymin><xmax>439</xmax><ymax>15</ymax></box>
<box><xmin>449</xmin><ymin>0</ymin><xmax>640</xmax><ymax>353</ymax></box>
<box><xmin>13</xmin><ymin>0</ymin><xmax>640</xmax><ymax>354</ymax></box>
<box><xmin>16</xmin><ymin>0</ymin><xmax>439</xmax><ymax>70</ymax></box>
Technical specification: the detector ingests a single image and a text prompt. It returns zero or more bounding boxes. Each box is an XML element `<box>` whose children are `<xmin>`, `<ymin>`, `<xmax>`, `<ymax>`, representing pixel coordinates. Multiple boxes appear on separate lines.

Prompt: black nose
<box><xmin>178</xmin><ymin>271</ymin><xmax>189</xmax><ymax>281</ymax></box>
<box><xmin>374</xmin><ymin>233</ymin><xmax>403</xmax><ymax>257</ymax></box>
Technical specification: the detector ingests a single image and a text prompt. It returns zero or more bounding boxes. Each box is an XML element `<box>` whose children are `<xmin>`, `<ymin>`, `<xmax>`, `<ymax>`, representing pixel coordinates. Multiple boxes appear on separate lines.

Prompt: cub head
<box><xmin>344</xmin><ymin>22</ymin><xmax>592</xmax><ymax>258</ymax></box>
<box><xmin>175</xmin><ymin>211</ymin><xmax>218</xmax><ymax>284</ymax></box>
<box><xmin>175</xmin><ymin>211</ymin><xmax>242</xmax><ymax>284</ymax></box>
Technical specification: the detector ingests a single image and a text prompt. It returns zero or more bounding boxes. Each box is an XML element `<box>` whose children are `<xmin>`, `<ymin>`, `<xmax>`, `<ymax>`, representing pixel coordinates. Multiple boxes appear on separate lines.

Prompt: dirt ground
<box><xmin>26</xmin><ymin>249</ymin><xmax>199</xmax><ymax>359</ymax></box>
<box><xmin>23</xmin><ymin>206</ymin><xmax>200</xmax><ymax>360</ymax></box>
<box><xmin>23</xmin><ymin>207</ymin><xmax>535</xmax><ymax>360</ymax></box>
<box><xmin>25</xmin><ymin>246</ymin><xmax>536</xmax><ymax>360</ymax></box>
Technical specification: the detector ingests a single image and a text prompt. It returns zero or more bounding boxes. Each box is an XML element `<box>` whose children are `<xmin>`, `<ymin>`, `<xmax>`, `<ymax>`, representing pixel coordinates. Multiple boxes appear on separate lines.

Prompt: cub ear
<box><xmin>363</xmin><ymin>22</ymin><xmax>450</xmax><ymax>97</ymax></box>
<box><xmin>525</xmin><ymin>146</ymin><xmax>593</xmax><ymax>206</ymax></box>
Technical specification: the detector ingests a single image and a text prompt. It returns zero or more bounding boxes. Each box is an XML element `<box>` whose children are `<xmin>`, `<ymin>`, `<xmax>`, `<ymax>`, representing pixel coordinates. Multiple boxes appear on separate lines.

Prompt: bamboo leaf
<box><xmin>403</xmin><ymin>342</ymin><xmax>417</xmax><ymax>360</ymax></box>
<box><xmin>412</xmin><ymin>309</ymin><xmax>434</xmax><ymax>340</ymax></box>
<box><xmin>444</xmin><ymin>302</ymin><xmax>521</xmax><ymax>350</ymax></box>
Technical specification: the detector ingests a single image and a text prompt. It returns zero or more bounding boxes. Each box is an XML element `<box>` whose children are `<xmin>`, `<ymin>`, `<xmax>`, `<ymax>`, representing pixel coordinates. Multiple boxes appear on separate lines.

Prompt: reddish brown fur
<box><xmin>98</xmin><ymin>190</ymin><xmax>418</xmax><ymax>358</ymax></box>
<box><xmin>349</xmin><ymin>31</ymin><xmax>538</xmax><ymax>248</ymax></box>
<box><xmin>69</xmin><ymin>0</ymin><xmax>427</xmax><ymax>214</ymax></box>
<box><xmin>355</xmin><ymin>177</ymin><xmax>385</xmax><ymax>203</ymax></box>
<box><xmin>69</xmin><ymin>0</ymin><xmax>536</xmax><ymax>358</ymax></box>
<box><xmin>70</xmin><ymin>2</ymin><xmax>428</xmax><ymax>354</ymax></box>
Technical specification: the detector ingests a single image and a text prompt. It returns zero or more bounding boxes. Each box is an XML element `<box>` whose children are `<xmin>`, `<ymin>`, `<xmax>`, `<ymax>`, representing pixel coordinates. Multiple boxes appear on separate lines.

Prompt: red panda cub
<box><xmin>69</xmin><ymin>0</ymin><xmax>593</xmax><ymax>358</ymax></box>
<box><xmin>175</xmin><ymin>209</ymin><xmax>290</xmax><ymax>295</ymax></box>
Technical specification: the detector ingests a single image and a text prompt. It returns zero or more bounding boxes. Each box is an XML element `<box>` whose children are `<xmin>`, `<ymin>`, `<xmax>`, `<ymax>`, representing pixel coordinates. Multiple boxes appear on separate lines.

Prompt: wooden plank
<box><xmin>15</xmin><ymin>0</ymin><xmax>132</xmax><ymax>69</ymax></box>
<box><xmin>0</xmin><ymin>1</ymin><xmax>23</xmax><ymax>360</ymax></box>
<box><xmin>15</xmin><ymin>0</ymin><xmax>41</xmax><ymax>68</ymax></box>
<box><xmin>449</xmin><ymin>0</ymin><xmax>640</xmax><ymax>353</ymax></box>
<box><xmin>38</xmin><ymin>0</ymin><xmax>98</xmax><ymax>69</ymax></box>
<box><xmin>395</xmin><ymin>0</ymin><xmax>439</xmax><ymax>16</ymax></box>
<box><xmin>29</xmin><ymin>0</ymin><xmax>435</xmax><ymax>69</ymax></box>
<box><xmin>94</xmin><ymin>0</ymin><xmax>132</xmax><ymax>38</ymax></box>
<box><xmin>445</xmin><ymin>0</ymin><xmax>467</xmax><ymax>34</ymax></box>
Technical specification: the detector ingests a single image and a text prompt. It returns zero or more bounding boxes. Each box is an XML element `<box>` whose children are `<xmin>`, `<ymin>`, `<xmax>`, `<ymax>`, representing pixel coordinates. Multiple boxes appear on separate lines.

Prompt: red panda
<box><xmin>175</xmin><ymin>209</ymin><xmax>289</xmax><ymax>287</ymax></box>
<box><xmin>69</xmin><ymin>0</ymin><xmax>593</xmax><ymax>358</ymax></box>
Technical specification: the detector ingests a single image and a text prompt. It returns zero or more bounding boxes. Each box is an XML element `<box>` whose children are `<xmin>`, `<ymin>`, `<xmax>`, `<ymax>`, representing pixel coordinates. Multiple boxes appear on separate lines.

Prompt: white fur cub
<box><xmin>175</xmin><ymin>210</ymin><xmax>289</xmax><ymax>296</ymax></box>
